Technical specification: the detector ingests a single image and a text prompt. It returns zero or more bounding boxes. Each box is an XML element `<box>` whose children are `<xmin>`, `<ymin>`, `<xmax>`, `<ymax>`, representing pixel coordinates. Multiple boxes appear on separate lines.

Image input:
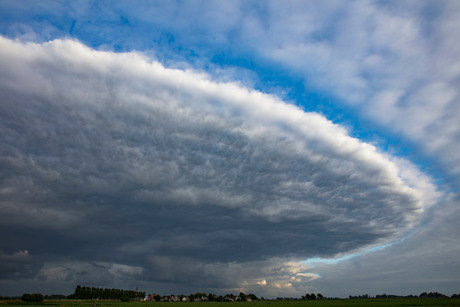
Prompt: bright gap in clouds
<box><xmin>303</xmin><ymin>237</ymin><xmax>401</xmax><ymax>266</ymax></box>
<box><xmin>0</xmin><ymin>35</ymin><xmax>442</xmax><ymax>296</ymax></box>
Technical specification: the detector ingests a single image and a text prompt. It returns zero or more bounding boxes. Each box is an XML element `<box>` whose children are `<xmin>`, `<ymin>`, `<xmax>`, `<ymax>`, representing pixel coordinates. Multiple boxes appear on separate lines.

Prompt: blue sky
<box><xmin>1</xmin><ymin>0</ymin><xmax>460</xmax><ymax>298</ymax></box>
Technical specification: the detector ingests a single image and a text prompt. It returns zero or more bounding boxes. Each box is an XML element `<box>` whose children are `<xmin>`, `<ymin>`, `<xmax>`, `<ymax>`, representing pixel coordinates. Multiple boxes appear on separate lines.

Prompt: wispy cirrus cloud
<box><xmin>240</xmin><ymin>1</ymin><xmax>460</xmax><ymax>181</ymax></box>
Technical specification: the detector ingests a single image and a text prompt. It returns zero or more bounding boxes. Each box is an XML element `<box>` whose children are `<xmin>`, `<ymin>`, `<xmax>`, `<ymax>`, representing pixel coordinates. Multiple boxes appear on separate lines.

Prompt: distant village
<box><xmin>145</xmin><ymin>293</ymin><xmax>260</xmax><ymax>302</ymax></box>
<box><xmin>5</xmin><ymin>286</ymin><xmax>460</xmax><ymax>302</ymax></box>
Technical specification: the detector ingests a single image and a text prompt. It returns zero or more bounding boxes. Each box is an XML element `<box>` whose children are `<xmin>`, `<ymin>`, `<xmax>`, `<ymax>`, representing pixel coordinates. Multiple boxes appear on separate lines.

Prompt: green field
<box><xmin>2</xmin><ymin>299</ymin><xmax>460</xmax><ymax>307</ymax></box>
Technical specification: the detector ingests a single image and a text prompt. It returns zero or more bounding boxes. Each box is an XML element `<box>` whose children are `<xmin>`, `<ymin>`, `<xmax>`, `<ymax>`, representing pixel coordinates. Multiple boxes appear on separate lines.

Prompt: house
<box><xmin>147</xmin><ymin>294</ymin><xmax>157</xmax><ymax>301</ymax></box>
<box><xmin>169</xmin><ymin>295</ymin><xmax>180</xmax><ymax>302</ymax></box>
<box><xmin>181</xmin><ymin>296</ymin><xmax>190</xmax><ymax>302</ymax></box>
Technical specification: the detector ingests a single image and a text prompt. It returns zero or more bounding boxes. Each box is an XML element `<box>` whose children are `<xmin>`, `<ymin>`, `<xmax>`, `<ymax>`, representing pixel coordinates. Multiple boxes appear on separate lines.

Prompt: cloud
<box><xmin>305</xmin><ymin>195</ymin><xmax>460</xmax><ymax>298</ymax></box>
<box><xmin>0</xmin><ymin>35</ymin><xmax>440</xmax><ymax>296</ymax></box>
<box><xmin>37</xmin><ymin>262</ymin><xmax>143</xmax><ymax>283</ymax></box>
<box><xmin>237</xmin><ymin>1</ymin><xmax>460</xmax><ymax>183</ymax></box>
<box><xmin>0</xmin><ymin>250</ymin><xmax>42</xmax><ymax>279</ymax></box>
<box><xmin>144</xmin><ymin>256</ymin><xmax>318</xmax><ymax>296</ymax></box>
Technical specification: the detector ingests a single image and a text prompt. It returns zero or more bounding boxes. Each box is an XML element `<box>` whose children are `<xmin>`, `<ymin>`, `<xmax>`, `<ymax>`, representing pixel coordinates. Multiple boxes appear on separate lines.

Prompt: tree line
<box><xmin>352</xmin><ymin>292</ymin><xmax>460</xmax><ymax>299</ymax></box>
<box><xmin>21</xmin><ymin>293</ymin><xmax>44</xmax><ymax>302</ymax></box>
<box><xmin>6</xmin><ymin>288</ymin><xmax>460</xmax><ymax>302</ymax></box>
<box><xmin>302</xmin><ymin>293</ymin><xmax>324</xmax><ymax>300</ymax></box>
<box><xmin>67</xmin><ymin>285</ymin><xmax>145</xmax><ymax>301</ymax></box>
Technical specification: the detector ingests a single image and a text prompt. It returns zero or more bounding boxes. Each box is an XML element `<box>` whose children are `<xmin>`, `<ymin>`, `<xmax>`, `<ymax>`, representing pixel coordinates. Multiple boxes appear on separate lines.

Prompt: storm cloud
<box><xmin>0</xmin><ymin>36</ymin><xmax>438</xmax><ymax>295</ymax></box>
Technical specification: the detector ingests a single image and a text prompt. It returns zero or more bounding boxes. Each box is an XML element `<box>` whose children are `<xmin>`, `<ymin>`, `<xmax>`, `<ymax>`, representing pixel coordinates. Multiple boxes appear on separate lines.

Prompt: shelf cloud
<box><xmin>0</xmin><ymin>36</ymin><xmax>440</xmax><ymax>295</ymax></box>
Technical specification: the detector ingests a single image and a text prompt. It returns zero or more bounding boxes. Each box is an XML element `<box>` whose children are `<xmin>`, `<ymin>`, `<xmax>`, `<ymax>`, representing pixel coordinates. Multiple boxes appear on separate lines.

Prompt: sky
<box><xmin>0</xmin><ymin>0</ymin><xmax>459</xmax><ymax>299</ymax></box>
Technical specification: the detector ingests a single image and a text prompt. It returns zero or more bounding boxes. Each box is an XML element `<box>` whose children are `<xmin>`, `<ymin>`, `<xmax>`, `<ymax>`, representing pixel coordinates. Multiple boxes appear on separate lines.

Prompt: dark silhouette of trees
<box><xmin>349</xmin><ymin>294</ymin><xmax>369</xmax><ymax>299</ymax></box>
<box><xmin>21</xmin><ymin>293</ymin><xmax>43</xmax><ymax>302</ymax></box>
<box><xmin>61</xmin><ymin>287</ymin><xmax>460</xmax><ymax>303</ymax></box>
<box><xmin>304</xmin><ymin>293</ymin><xmax>322</xmax><ymax>300</ymax></box>
<box><xmin>68</xmin><ymin>285</ymin><xmax>144</xmax><ymax>300</ymax></box>
<box><xmin>247</xmin><ymin>293</ymin><xmax>259</xmax><ymax>301</ymax></box>
<box><xmin>419</xmin><ymin>292</ymin><xmax>446</xmax><ymax>298</ymax></box>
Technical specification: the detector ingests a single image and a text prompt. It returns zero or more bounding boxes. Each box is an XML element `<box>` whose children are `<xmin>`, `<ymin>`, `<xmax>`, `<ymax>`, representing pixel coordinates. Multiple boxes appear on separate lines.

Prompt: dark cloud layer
<box><xmin>0</xmin><ymin>36</ymin><xmax>437</xmax><ymax>295</ymax></box>
<box><xmin>0</xmin><ymin>250</ymin><xmax>42</xmax><ymax>279</ymax></box>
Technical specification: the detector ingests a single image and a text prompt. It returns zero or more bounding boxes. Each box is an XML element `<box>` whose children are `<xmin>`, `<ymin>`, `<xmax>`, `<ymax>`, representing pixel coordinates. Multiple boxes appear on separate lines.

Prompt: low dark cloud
<box><xmin>0</xmin><ymin>250</ymin><xmax>42</xmax><ymax>279</ymax></box>
<box><xmin>0</xmin><ymin>36</ymin><xmax>438</xmax><ymax>296</ymax></box>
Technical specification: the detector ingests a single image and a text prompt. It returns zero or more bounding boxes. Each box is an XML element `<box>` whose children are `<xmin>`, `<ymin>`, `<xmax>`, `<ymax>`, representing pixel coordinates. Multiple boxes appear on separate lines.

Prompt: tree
<box><xmin>22</xmin><ymin>293</ymin><xmax>43</xmax><ymax>302</ymax></box>
<box><xmin>317</xmin><ymin>293</ymin><xmax>323</xmax><ymax>299</ymax></box>
<box><xmin>247</xmin><ymin>293</ymin><xmax>259</xmax><ymax>301</ymax></box>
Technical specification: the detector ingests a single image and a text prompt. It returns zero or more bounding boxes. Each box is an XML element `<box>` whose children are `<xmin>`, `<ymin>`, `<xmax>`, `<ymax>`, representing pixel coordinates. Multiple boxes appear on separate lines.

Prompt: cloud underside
<box><xmin>0</xmin><ymin>37</ymin><xmax>435</xmax><ymax>291</ymax></box>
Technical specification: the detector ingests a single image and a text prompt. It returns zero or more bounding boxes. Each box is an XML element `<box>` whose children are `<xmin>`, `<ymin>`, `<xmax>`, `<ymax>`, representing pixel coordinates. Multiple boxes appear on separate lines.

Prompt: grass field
<box><xmin>2</xmin><ymin>299</ymin><xmax>460</xmax><ymax>307</ymax></box>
